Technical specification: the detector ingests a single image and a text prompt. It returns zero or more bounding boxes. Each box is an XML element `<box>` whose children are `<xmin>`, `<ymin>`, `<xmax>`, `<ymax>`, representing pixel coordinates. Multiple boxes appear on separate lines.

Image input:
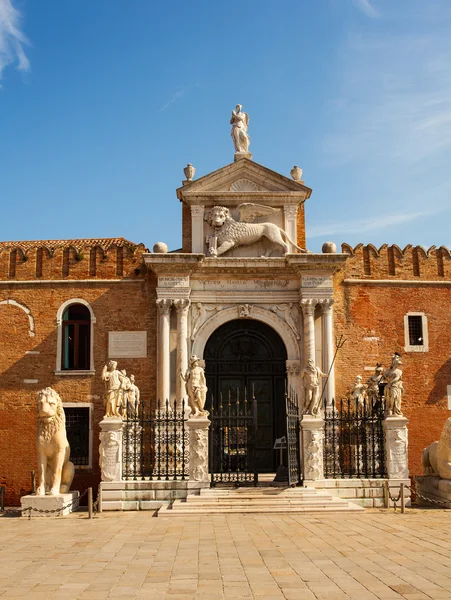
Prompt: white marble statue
<box><xmin>422</xmin><ymin>418</ymin><xmax>451</xmax><ymax>479</ymax></box>
<box><xmin>127</xmin><ymin>374</ymin><xmax>140</xmax><ymax>417</ymax></box>
<box><xmin>230</xmin><ymin>104</ymin><xmax>250</xmax><ymax>153</ymax></box>
<box><xmin>102</xmin><ymin>360</ymin><xmax>125</xmax><ymax>418</ymax></box>
<box><xmin>383</xmin><ymin>352</ymin><xmax>404</xmax><ymax>417</ymax></box>
<box><xmin>118</xmin><ymin>369</ymin><xmax>131</xmax><ymax>419</ymax></box>
<box><xmin>302</xmin><ymin>359</ymin><xmax>328</xmax><ymax>417</ymax></box>
<box><xmin>366</xmin><ymin>363</ymin><xmax>383</xmax><ymax>405</ymax></box>
<box><xmin>181</xmin><ymin>355</ymin><xmax>208</xmax><ymax>418</ymax></box>
<box><xmin>349</xmin><ymin>375</ymin><xmax>367</xmax><ymax>408</ymax></box>
<box><xmin>36</xmin><ymin>387</ymin><xmax>75</xmax><ymax>496</ymax></box>
<box><xmin>206</xmin><ymin>204</ymin><xmax>307</xmax><ymax>257</ymax></box>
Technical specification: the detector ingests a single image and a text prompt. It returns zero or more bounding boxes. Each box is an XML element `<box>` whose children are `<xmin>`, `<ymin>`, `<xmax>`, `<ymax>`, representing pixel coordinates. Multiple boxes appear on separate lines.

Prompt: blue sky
<box><xmin>1</xmin><ymin>0</ymin><xmax>451</xmax><ymax>252</ymax></box>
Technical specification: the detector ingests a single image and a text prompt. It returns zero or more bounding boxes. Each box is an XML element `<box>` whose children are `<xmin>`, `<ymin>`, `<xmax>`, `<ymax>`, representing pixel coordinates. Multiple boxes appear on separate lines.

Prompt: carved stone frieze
<box><xmin>238</xmin><ymin>304</ymin><xmax>253</xmax><ymax>318</ymax></box>
<box><xmin>187</xmin><ymin>418</ymin><xmax>210</xmax><ymax>482</ymax></box>
<box><xmin>99</xmin><ymin>418</ymin><xmax>123</xmax><ymax>482</ymax></box>
<box><xmin>270</xmin><ymin>303</ymin><xmax>300</xmax><ymax>339</ymax></box>
<box><xmin>301</xmin><ymin>416</ymin><xmax>324</xmax><ymax>481</ymax></box>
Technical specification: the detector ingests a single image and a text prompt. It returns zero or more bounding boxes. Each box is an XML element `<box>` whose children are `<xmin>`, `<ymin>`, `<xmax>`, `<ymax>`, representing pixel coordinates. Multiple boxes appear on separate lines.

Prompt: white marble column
<box><xmin>191</xmin><ymin>205</ymin><xmax>205</xmax><ymax>253</ymax></box>
<box><xmin>174</xmin><ymin>298</ymin><xmax>190</xmax><ymax>409</ymax></box>
<box><xmin>283</xmin><ymin>204</ymin><xmax>298</xmax><ymax>246</ymax></box>
<box><xmin>321</xmin><ymin>299</ymin><xmax>335</xmax><ymax>405</ymax></box>
<box><xmin>301</xmin><ymin>299</ymin><xmax>316</xmax><ymax>363</ymax></box>
<box><xmin>156</xmin><ymin>299</ymin><xmax>172</xmax><ymax>403</ymax></box>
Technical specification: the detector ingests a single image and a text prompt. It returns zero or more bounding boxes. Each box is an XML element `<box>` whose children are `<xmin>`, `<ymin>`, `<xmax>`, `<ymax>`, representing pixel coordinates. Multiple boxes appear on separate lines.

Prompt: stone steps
<box><xmin>157</xmin><ymin>486</ymin><xmax>364</xmax><ymax>517</ymax></box>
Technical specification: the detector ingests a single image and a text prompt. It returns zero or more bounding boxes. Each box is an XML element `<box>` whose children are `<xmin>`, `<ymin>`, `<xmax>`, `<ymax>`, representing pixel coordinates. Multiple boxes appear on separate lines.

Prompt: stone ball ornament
<box><xmin>322</xmin><ymin>241</ymin><xmax>337</xmax><ymax>254</ymax></box>
<box><xmin>153</xmin><ymin>242</ymin><xmax>169</xmax><ymax>254</ymax></box>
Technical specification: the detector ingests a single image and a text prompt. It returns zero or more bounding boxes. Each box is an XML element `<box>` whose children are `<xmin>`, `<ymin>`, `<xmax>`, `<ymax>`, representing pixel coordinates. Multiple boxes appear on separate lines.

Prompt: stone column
<box><xmin>301</xmin><ymin>415</ymin><xmax>324</xmax><ymax>481</ymax></box>
<box><xmin>99</xmin><ymin>417</ymin><xmax>123</xmax><ymax>482</ymax></box>
<box><xmin>156</xmin><ymin>299</ymin><xmax>172</xmax><ymax>403</ymax></box>
<box><xmin>174</xmin><ymin>299</ymin><xmax>190</xmax><ymax>409</ymax></box>
<box><xmin>321</xmin><ymin>299</ymin><xmax>335</xmax><ymax>406</ymax></box>
<box><xmin>186</xmin><ymin>417</ymin><xmax>211</xmax><ymax>482</ymax></box>
<box><xmin>301</xmin><ymin>299</ymin><xmax>316</xmax><ymax>363</ymax></box>
<box><xmin>191</xmin><ymin>205</ymin><xmax>205</xmax><ymax>253</ymax></box>
<box><xmin>383</xmin><ymin>416</ymin><xmax>409</xmax><ymax>479</ymax></box>
<box><xmin>283</xmin><ymin>204</ymin><xmax>298</xmax><ymax>246</ymax></box>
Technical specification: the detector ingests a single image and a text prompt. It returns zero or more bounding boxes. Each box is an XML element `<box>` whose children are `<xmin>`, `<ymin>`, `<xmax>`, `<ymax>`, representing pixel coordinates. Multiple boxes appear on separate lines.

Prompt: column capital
<box><xmin>300</xmin><ymin>298</ymin><xmax>316</xmax><ymax>316</ymax></box>
<box><xmin>190</xmin><ymin>205</ymin><xmax>205</xmax><ymax>217</ymax></box>
<box><xmin>156</xmin><ymin>298</ymin><xmax>172</xmax><ymax>314</ymax></box>
<box><xmin>174</xmin><ymin>298</ymin><xmax>191</xmax><ymax>313</ymax></box>
<box><xmin>320</xmin><ymin>298</ymin><xmax>334</xmax><ymax>314</ymax></box>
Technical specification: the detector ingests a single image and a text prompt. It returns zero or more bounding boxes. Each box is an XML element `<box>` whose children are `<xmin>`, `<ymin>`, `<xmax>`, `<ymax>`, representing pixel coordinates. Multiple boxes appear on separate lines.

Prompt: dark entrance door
<box><xmin>204</xmin><ymin>319</ymin><xmax>287</xmax><ymax>473</ymax></box>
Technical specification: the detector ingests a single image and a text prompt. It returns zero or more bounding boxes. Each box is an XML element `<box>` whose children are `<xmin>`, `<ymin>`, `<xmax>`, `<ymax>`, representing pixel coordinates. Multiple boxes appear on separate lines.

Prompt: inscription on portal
<box><xmin>301</xmin><ymin>276</ymin><xmax>333</xmax><ymax>289</ymax></box>
<box><xmin>191</xmin><ymin>279</ymin><xmax>298</xmax><ymax>291</ymax></box>
<box><xmin>108</xmin><ymin>332</ymin><xmax>147</xmax><ymax>358</ymax></box>
<box><xmin>158</xmin><ymin>276</ymin><xmax>190</xmax><ymax>288</ymax></box>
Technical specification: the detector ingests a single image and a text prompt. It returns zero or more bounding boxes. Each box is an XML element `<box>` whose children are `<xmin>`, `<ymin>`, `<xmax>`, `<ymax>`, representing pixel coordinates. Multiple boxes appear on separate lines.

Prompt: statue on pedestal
<box><xmin>302</xmin><ymin>358</ymin><xmax>327</xmax><ymax>417</ymax></box>
<box><xmin>230</xmin><ymin>104</ymin><xmax>250</xmax><ymax>153</ymax></box>
<box><xmin>127</xmin><ymin>374</ymin><xmax>140</xmax><ymax>417</ymax></box>
<box><xmin>118</xmin><ymin>369</ymin><xmax>131</xmax><ymax>419</ymax></box>
<box><xmin>181</xmin><ymin>355</ymin><xmax>208</xmax><ymax>418</ymax></box>
<box><xmin>102</xmin><ymin>360</ymin><xmax>125</xmax><ymax>418</ymax></box>
<box><xmin>383</xmin><ymin>353</ymin><xmax>404</xmax><ymax>416</ymax></box>
<box><xmin>36</xmin><ymin>387</ymin><xmax>74</xmax><ymax>496</ymax></box>
<box><xmin>349</xmin><ymin>375</ymin><xmax>367</xmax><ymax>409</ymax></box>
<box><xmin>422</xmin><ymin>417</ymin><xmax>451</xmax><ymax>479</ymax></box>
<box><xmin>366</xmin><ymin>363</ymin><xmax>383</xmax><ymax>405</ymax></box>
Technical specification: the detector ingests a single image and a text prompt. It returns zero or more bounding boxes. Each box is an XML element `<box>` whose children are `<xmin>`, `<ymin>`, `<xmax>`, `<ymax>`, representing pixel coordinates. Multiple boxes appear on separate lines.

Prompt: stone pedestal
<box><xmin>187</xmin><ymin>417</ymin><xmax>211</xmax><ymax>482</ymax></box>
<box><xmin>383</xmin><ymin>416</ymin><xmax>409</xmax><ymax>479</ymax></box>
<box><xmin>234</xmin><ymin>151</ymin><xmax>252</xmax><ymax>161</ymax></box>
<box><xmin>415</xmin><ymin>475</ymin><xmax>451</xmax><ymax>507</ymax></box>
<box><xmin>99</xmin><ymin>417</ymin><xmax>123</xmax><ymax>482</ymax></box>
<box><xmin>21</xmin><ymin>491</ymin><xmax>79</xmax><ymax>517</ymax></box>
<box><xmin>301</xmin><ymin>415</ymin><xmax>324</xmax><ymax>481</ymax></box>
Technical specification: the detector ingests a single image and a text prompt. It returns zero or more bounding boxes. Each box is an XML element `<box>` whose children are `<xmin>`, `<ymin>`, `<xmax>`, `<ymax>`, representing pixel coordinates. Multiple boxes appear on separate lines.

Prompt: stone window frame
<box><xmin>55</xmin><ymin>298</ymin><xmax>96</xmax><ymax>375</ymax></box>
<box><xmin>62</xmin><ymin>402</ymin><xmax>93</xmax><ymax>469</ymax></box>
<box><xmin>404</xmin><ymin>312</ymin><xmax>428</xmax><ymax>353</ymax></box>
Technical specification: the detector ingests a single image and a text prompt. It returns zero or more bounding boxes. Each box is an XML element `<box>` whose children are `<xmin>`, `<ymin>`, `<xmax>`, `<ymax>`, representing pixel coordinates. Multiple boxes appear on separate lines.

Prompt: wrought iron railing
<box><xmin>122</xmin><ymin>399</ymin><xmax>189</xmax><ymax>481</ymax></box>
<box><xmin>209</xmin><ymin>389</ymin><xmax>258</xmax><ymax>486</ymax></box>
<box><xmin>323</xmin><ymin>395</ymin><xmax>386</xmax><ymax>479</ymax></box>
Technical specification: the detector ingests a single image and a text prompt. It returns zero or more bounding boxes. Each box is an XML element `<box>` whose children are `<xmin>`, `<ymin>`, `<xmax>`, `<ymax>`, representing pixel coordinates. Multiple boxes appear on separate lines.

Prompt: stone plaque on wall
<box><xmin>301</xmin><ymin>276</ymin><xmax>333</xmax><ymax>289</ymax></box>
<box><xmin>108</xmin><ymin>331</ymin><xmax>147</xmax><ymax>358</ymax></box>
<box><xmin>158</xmin><ymin>276</ymin><xmax>190</xmax><ymax>288</ymax></box>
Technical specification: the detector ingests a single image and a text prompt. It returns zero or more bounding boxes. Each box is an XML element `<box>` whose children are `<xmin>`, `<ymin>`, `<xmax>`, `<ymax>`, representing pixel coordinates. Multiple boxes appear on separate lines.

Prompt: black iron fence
<box><xmin>122</xmin><ymin>399</ymin><xmax>189</xmax><ymax>481</ymax></box>
<box><xmin>209</xmin><ymin>389</ymin><xmax>258</xmax><ymax>485</ymax></box>
<box><xmin>323</xmin><ymin>395</ymin><xmax>386</xmax><ymax>479</ymax></box>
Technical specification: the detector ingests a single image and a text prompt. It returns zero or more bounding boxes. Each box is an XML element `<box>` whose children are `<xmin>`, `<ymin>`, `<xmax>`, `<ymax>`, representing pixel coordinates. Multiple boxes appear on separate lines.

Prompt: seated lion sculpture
<box><xmin>206</xmin><ymin>204</ymin><xmax>307</xmax><ymax>257</ymax></box>
<box><xmin>422</xmin><ymin>417</ymin><xmax>451</xmax><ymax>480</ymax></box>
<box><xmin>36</xmin><ymin>387</ymin><xmax>75</xmax><ymax>496</ymax></box>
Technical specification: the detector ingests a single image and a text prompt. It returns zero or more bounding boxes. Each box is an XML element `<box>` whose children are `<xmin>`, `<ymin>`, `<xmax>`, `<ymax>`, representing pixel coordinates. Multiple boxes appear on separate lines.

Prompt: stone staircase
<box><xmin>157</xmin><ymin>485</ymin><xmax>364</xmax><ymax>516</ymax></box>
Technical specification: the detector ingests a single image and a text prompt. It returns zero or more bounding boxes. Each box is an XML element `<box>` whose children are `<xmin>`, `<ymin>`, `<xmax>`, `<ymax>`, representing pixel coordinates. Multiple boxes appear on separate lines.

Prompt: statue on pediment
<box><xmin>230</xmin><ymin>104</ymin><xmax>250</xmax><ymax>153</ymax></box>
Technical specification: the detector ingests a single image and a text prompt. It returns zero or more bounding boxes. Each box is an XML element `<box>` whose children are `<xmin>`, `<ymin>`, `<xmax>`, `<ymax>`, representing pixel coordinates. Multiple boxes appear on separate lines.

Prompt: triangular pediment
<box><xmin>177</xmin><ymin>159</ymin><xmax>311</xmax><ymax>200</ymax></box>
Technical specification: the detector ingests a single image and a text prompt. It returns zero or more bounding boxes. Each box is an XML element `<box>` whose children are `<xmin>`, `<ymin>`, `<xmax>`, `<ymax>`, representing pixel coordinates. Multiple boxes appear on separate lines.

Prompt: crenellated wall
<box><xmin>0</xmin><ymin>238</ymin><xmax>148</xmax><ymax>281</ymax></box>
<box><xmin>342</xmin><ymin>243</ymin><xmax>451</xmax><ymax>280</ymax></box>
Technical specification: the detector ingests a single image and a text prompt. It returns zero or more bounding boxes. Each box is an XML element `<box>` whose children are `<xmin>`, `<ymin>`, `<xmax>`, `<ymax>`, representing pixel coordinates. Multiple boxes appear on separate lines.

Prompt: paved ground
<box><xmin>1</xmin><ymin>508</ymin><xmax>451</xmax><ymax>600</ymax></box>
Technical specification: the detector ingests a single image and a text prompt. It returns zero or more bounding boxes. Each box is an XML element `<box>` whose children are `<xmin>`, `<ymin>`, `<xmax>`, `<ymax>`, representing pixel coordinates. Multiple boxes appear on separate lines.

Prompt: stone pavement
<box><xmin>1</xmin><ymin>508</ymin><xmax>451</xmax><ymax>600</ymax></box>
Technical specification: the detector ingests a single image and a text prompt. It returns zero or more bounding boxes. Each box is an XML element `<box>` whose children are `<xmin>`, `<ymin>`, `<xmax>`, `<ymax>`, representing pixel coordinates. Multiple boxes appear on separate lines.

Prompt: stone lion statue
<box><xmin>36</xmin><ymin>387</ymin><xmax>75</xmax><ymax>496</ymax></box>
<box><xmin>422</xmin><ymin>417</ymin><xmax>451</xmax><ymax>479</ymax></box>
<box><xmin>206</xmin><ymin>204</ymin><xmax>307</xmax><ymax>257</ymax></box>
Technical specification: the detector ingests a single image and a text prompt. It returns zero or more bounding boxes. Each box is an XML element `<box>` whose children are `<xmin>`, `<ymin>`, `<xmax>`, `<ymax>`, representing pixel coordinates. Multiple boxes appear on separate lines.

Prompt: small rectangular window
<box><xmin>408</xmin><ymin>315</ymin><xmax>423</xmax><ymax>346</ymax></box>
<box><xmin>64</xmin><ymin>406</ymin><xmax>91</xmax><ymax>467</ymax></box>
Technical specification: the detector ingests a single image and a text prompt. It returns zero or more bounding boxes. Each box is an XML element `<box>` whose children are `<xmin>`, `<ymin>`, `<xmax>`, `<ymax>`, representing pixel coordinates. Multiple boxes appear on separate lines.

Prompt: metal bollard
<box><xmin>88</xmin><ymin>487</ymin><xmax>93</xmax><ymax>519</ymax></box>
<box><xmin>0</xmin><ymin>486</ymin><xmax>5</xmax><ymax>512</ymax></box>
<box><xmin>31</xmin><ymin>471</ymin><xmax>36</xmax><ymax>494</ymax></box>
<box><xmin>400</xmin><ymin>483</ymin><xmax>405</xmax><ymax>514</ymax></box>
<box><xmin>384</xmin><ymin>481</ymin><xmax>389</xmax><ymax>508</ymax></box>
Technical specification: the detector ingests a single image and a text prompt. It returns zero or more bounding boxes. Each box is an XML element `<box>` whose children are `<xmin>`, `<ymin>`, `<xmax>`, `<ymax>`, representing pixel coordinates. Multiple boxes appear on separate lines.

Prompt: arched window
<box><xmin>56</xmin><ymin>299</ymin><xmax>96</xmax><ymax>374</ymax></box>
<box><xmin>62</xmin><ymin>304</ymin><xmax>91</xmax><ymax>370</ymax></box>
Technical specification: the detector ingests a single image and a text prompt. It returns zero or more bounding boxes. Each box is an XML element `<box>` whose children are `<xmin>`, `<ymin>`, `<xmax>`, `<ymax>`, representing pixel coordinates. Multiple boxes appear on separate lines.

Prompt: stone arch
<box><xmin>0</xmin><ymin>299</ymin><xmax>35</xmax><ymax>337</ymax></box>
<box><xmin>192</xmin><ymin>305</ymin><xmax>301</xmax><ymax>361</ymax></box>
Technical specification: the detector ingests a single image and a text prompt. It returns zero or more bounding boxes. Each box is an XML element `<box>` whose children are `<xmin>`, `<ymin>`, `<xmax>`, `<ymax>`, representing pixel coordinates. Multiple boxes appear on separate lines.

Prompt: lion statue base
<box><xmin>36</xmin><ymin>387</ymin><xmax>75</xmax><ymax>496</ymax></box>
<box><xmin>422</xmin><ymin>417</ymin><xmax>451</xmax><ymax>479</ymax></box>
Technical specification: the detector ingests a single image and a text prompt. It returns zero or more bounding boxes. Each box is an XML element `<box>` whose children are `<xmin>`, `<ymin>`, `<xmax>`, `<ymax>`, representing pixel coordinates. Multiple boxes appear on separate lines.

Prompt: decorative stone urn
<box><xmin>184</xmin><ymin>163</ymin><xmax>196</xmax><ymax>181</ymax></box>
<box><xmin>290</xmin><ymin>165</ymin><xmax>303</xmax><ymax>182</ymax></box>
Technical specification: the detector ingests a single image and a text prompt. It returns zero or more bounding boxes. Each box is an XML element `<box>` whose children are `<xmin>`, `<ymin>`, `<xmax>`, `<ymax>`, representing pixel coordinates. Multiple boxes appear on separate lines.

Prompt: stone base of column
<box><xmin>99</xmin><ymin>417</ymin><xmax>123</xmax><ymax>482</ymax></box>
<box><xmin>383</xmin><ymin>416</ymin><xmax>409</xmax><ymax>479</ymax></box>
<box><xmin>187</xmin><ymin>417</ymin><xmax>211</xmax><ymax>483</ymax></box>
<box><xmin>301</xmin><ymin>415</ymin><xmax>324</xmax><ymax>482</ymax></box>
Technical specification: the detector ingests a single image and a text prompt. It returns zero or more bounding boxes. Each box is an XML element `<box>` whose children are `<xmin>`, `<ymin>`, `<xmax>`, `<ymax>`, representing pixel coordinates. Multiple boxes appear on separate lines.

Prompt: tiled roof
<box><xmin>0</xmin><ymin>237</ymin><xmax>148</xmax><ymax>254</ymax></box>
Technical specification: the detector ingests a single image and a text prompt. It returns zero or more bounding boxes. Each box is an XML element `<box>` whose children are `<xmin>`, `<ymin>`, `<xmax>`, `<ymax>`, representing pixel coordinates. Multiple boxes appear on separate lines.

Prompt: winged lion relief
<box><xmin>205</xmin><ymin>203</ymin><xmax>307</xmax><ymax>257</ymax></box>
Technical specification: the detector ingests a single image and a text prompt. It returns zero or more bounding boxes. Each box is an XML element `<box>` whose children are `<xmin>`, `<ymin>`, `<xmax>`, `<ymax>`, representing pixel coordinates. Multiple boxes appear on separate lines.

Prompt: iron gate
<box><xmin>209</xmin><ymin>389</ymin><xmax>258</xmax><ymax>485</ymax></box>
<box><xmin>286</xmin><ymin>389</ymin><xmax>302</xmax><ymax>486</ymax></box>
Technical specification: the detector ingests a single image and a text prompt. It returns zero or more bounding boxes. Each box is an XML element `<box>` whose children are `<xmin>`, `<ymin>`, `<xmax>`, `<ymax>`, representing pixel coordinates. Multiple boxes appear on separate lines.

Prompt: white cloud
<box><xmin>0</xmin><ymin>0</ymin><xmax>30</xmax><ymax>81</ymax></box>
<box><xmin>308</xmin><ymin>210</ymin><xmax>436</xmax><ymax>239</ymax></box>
<box><xmin>352</xmin><ymin>0</ymin><xmax>379</xmax><ymax>19</ymax></box>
